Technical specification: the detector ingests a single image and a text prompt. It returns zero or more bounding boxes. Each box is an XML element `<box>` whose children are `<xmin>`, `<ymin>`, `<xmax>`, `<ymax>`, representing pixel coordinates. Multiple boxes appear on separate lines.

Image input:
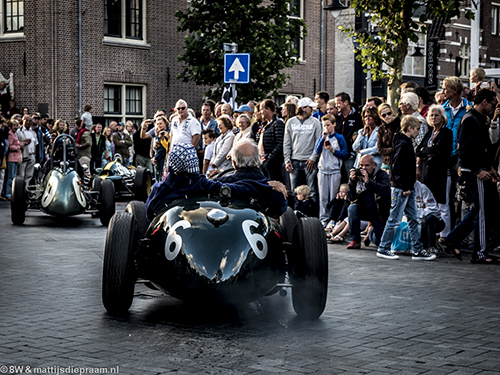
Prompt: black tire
<box><xmin>133</xmin><ymin>168</ymin><xmax>152</xmax><ymax>202</ymax></box>
<box><xmin>125</xmin><ymin>200</ymin><xmax>148</xmax><ymax>238</ymax></box>
<box><xmin>99</xmin><ymin>179</ymin><xmax>115</xmax><ymax>226</ymax></box>
<box><xmin>279</xmin><ymin>207</ymin><xmax>299</xmax><ymax>243</ymax></box>
<box><xmin>102</xmin><ymin>212</ymin><xmax>137</xmax><ymax>315</ymax></box>
<box><xmin>92</xmin><ymin>176</ymin><xmax>102</xmax><ymax>192</ymax></box>
<box><xmin>290</xmin><ymin>217</ymin><xmax>328</xmax><ymax>320</ymax></box>
<box><xmin>11</xmin><ymin>176</ymin><xmax>26</xmax><ymax>225</ymax></box>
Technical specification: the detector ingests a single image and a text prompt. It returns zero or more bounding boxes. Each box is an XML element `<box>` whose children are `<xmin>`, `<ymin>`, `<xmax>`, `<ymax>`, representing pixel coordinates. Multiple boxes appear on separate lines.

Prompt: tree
<box><xmin>339</xmin><ymin>0</ymin><xmax>473</xmax><ymax>109</ymax></box>
<box><xmin>175</xmin><ymin>0</ymin><xmax>306</xmax><ymax>102</ymax></box>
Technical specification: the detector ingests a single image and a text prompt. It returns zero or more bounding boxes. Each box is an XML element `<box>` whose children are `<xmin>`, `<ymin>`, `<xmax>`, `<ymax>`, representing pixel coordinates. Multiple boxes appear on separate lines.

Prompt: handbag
<box><xmin>0</xmin><ymin>156</ymin><xmax>6</xmax><ymax>169</ymax></box>
<box><xmin>391</xmin><ymin>221</ymin><xmax>412</xmax><ymax>254</ymax></box>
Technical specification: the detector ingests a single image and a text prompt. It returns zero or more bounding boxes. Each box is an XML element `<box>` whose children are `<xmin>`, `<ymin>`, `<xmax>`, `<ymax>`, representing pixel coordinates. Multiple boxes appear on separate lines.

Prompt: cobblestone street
<box><xmin>1</xmin><ymin>201</ymin><xmax>500</xmax><ymax>374</ymax></box>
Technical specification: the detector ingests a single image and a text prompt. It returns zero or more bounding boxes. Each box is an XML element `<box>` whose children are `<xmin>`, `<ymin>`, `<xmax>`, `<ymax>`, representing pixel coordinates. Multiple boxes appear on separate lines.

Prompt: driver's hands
<box><xmin>268</xmin><ymin>180</ymin><xmax>287</xmax><ymax>198</ymax></box>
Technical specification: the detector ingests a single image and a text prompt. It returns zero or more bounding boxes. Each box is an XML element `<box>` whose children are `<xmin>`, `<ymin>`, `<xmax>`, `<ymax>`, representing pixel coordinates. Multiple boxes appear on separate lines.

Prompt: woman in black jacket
<box><xmin>377</xmin><ymin>103</ymin><xmax>401</xmax><ymax>173</ymax></box>
<box><xmin>416</xmin><ymin>104</ymin><xmax>453</xmax><ymax>240</ymax></box>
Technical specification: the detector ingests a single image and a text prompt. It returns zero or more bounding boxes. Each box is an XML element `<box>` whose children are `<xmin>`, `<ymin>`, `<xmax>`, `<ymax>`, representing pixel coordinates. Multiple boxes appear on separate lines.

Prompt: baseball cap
<box><xmin>235</xmin><ymin>105</ymin><xmax>252</xmax><ymax>113</ymax></box>
<box><xmin>297</xmin><ymin>97</ymin><xmax>317</xmax><ymax>109</ymax></box>
<box><xmin>117</xmin><ymin>122</ymin><xmax>125</xmax><ymax>127</ymax></box>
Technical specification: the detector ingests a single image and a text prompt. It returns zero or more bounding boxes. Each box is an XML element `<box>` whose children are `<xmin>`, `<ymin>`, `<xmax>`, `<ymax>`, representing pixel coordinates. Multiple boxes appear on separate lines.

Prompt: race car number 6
<box><xmin>165</xmin><ymin>220</ymin><xmax>192</xmax><ymax>260</ymax></box>
<box><xmin>242</xmin><ymin>220</ymin><xmax>268</xmax><ymax>260</ymax></box>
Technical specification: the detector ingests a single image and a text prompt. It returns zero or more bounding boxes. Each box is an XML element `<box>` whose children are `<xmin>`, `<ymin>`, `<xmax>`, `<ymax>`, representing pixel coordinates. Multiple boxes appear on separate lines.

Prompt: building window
<box><xmin>493</xmin><ymin>5</ymin><xmax>500</xmax><ymax>35</ymax></box>
<box><xmin>459</xmin><ymin>44</ymin><xmax>470</xmax><ymax>78</ymax></box>
<box><xmin>289</xmin><ymin>0</ymin><xmax>304</xmax><ymax>60</ymax></box>
<box><xmin>104</xmin><ymin>0</ymin><xmax>144</xmax><ymax>40</ymax></box>
<box><xmin>104</xmin><ymin>84</ymin><xmax>145</xmax><ymax>126</ymax></box>
<box><xmin>403</xmin><ymin>33</ymin><xmax>425</xmax><ymax>77</ymax></box>
<box><xmin>1</xmin><ymin>0</ymin><xmax>24</xmax><ymax>36</ymax></box>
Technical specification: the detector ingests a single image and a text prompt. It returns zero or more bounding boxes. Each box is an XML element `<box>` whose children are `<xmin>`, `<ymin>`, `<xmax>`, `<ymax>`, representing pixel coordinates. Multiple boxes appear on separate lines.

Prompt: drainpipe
<box><xmin>78</xmin><ymin>0</ymin><xmax>82</xmax><ymax>118</ymax></box>
<box><xmin>319</xmin><ymin>0</ymin><xmax>324</xmax><ymax>91</ymax></box>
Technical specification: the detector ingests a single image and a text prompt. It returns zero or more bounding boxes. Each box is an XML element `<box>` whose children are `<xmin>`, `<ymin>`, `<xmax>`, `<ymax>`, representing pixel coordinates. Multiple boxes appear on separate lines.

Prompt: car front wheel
<box><xmin>11</xmin><ymin>176</ymin><xmax>26</xmax><ymax>225</ymax></box>
<box><xmin>290</xmin><ymin>217</ymin><xmax>328</xmax><ymax>320</ymax></box>
<box><xmin>102</xmin><ymin>212</ymin><xmax>137</xmax><ymax>315</ymax></box>
<box><xmin>99</xmin><ymin>179</ymin><xmax>115</xmax><ymax>226</ymax></box>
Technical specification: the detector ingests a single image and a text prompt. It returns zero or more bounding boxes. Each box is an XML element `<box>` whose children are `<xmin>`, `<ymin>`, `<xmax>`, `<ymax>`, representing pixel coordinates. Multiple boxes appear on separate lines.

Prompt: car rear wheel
<box><xmin>125</xmin><ymin>200</ymin><xmax>148</xmax><ymax>238</ymax></box>
<box><xmin>279</xmin><ymin>207</ymin><xmax>299</xmax><ymax>243</ymax></box>
<box><xmin>102</xmin><ymin>212</ymin><xmax>137</xmax><ymax>315</ymax></box>
<box><xmin>133</xmin><ymin>168</ymin><xmax>152</xmax><ymax>202</ymax></box>
<box><xmin>92</xmin><ymin>176</ymin><xmax>102</xmax><ymax>193</ymax></box>
<box><xmin>290</xmin><ymin>217</ymin><xmax>328</xmax><ymax>320</ymax></box>
<box><xmin>11</xmin><ymin>176</ymin><xmax>27</xmax><ymax>225</ymax></box>
<box><xmin>99</xmin><ymin>179</ymin><xmax>115</xmax><ymax>226</ymax></box>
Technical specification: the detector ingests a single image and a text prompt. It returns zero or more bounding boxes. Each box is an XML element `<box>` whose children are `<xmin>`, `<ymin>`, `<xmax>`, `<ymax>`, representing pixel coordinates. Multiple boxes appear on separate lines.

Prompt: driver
<box><xmin>146</xmin><ymin>142</ymin><xmax>287</xmax><ymax>221</ymax></box>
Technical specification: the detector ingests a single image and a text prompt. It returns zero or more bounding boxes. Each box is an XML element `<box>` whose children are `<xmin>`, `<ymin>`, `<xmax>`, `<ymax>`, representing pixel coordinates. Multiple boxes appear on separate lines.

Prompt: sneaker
<box><xmin>428</xmin><ymin>247</ymin><xmax>440</xmax><ymax>256</ymax></box>
<box><xmin>377</xmin><ymin>251</ymin><xmax>399</xmax><ymax>260</ymax></box>
<box><xmin>324</xmin><ymin>221</ymin><xmax>336</xmax><ymax>232</ymax></box>
<box><xmin>412</xmin><ymin>250</ymin><xmax>437</xmax><ymax>261</ymax></box>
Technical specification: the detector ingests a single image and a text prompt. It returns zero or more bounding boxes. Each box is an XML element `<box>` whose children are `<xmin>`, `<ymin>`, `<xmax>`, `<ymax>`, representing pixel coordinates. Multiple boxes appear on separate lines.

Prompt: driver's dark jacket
<box><xmin>347</xmin><ymin>169</ymin><xmax>391</xmax><ymax>222</ymax></box>
<box><xmin>146</xmin><ymin>172</ymin><xmax>286</xmax><ymax>221</ymax></box>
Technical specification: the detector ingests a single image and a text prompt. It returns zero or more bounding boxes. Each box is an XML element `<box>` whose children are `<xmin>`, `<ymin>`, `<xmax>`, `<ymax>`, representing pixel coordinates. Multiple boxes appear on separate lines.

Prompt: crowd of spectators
<box><xmin>1</xmin><ymin>68</ymin><xmax>500</xmax><ymax>264</ymax></box>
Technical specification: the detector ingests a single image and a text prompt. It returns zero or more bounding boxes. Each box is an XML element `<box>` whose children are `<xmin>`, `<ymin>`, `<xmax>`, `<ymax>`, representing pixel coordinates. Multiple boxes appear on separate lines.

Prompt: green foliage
<box><xmin>175</xmin><ymin>0</ymin><xmax>307</xmax><ymax>101</ymax></box>
<box><xmin>341</xmin><ymin>0</ymin><xmax>472</xmax><ymax>83</ymax></box>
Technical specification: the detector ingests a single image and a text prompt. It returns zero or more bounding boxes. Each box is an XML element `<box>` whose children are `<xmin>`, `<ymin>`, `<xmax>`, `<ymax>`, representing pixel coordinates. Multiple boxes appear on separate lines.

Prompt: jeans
<box><xmin>290</xmin><ymin>159</ymin><xmax>318</xmax><ymax>202</ymax></box>
<box><xmin>347</xmin><ymin>203</ymin><xmax>385</xmax><ymax>246</ymax></box>
<box><xmin>378</xmin><ymin>188</ymin><xmax>423</xmax><ymax>254</ymax></box>
<box><xmin>5</xmin><ymin>162</ymin><xmax>18</xmax><ymax>198</ymax></box>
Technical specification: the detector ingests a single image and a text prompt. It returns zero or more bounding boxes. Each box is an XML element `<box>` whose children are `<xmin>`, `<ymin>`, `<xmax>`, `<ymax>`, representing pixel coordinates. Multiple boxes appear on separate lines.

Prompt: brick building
<box><xmin>0</xmin><ymin>0</ymin><xmax>338</xmax><ymax>126</ymax></box>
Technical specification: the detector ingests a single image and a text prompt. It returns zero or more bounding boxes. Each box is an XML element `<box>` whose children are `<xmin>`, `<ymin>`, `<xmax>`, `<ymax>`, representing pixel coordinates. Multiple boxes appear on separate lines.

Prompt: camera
<box><xmin>353</xmin><ymin>168</ymin><xmax>365</xmax><ymax>181</ymax></box>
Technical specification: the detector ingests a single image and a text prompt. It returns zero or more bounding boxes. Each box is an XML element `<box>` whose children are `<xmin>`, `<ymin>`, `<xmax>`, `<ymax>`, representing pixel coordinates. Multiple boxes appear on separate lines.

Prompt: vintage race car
<box><xmin>11</xmin><ymin>134</ymin><xmax>115</xmax><ymax>226</ymax></box>
<box><xmin>93</xmin><ymin>154</ymin><xmax>152</xmax><ymax>202</ymax></box>
<box><xmin>102</xmin><ymin>193</ymin><xmax>328</xmax><ymax>320</ymax></box>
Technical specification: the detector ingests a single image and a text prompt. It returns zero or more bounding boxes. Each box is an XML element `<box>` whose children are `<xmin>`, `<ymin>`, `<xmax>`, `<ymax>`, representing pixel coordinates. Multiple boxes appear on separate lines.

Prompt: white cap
<box><xmin>297</xmin><ymin>97</ymin><xmax>317</xmax><ymax>109</ymax></box>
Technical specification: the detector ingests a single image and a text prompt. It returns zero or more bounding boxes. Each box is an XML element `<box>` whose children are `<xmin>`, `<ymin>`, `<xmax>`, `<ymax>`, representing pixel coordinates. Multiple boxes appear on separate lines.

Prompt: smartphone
<box><xmin>325</xmin><ymin>140</ymin><xmax>331</xmax><ymax>146</ymax></box>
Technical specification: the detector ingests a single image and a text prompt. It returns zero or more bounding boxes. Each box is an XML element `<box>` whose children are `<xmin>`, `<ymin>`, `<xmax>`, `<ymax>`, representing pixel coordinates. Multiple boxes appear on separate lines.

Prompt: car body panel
<box><xmin>141</xmin><ymin>199</ymin><xmax>286</xmax><ymax>305</ymax></box>
<box><xmin>40</xmin><ymin>168</ymin><xmax>86</xmax><ymax>216</ymax></box>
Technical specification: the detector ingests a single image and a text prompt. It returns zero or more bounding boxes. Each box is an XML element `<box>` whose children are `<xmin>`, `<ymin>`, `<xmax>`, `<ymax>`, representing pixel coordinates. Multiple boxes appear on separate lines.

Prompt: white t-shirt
<box><xmin>204</xmin><ymin>142</ymin><xmax>215</xmax><ymax>174</ymax></box>
<box><xmin>170</xmin><ymin>115</ymin><xmax>201</xmax><ymax>146</ymax></box>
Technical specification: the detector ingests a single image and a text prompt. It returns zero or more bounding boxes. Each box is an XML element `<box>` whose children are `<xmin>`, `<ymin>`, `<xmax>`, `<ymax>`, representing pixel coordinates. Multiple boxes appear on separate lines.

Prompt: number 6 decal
<box><xmin>165</xmin><ymin>220</ymin><xmax>191</xmax><ymax>260</ymax></box>
<box><xmin>242</xmin><ymin>220</ymin><xmax>268</xmax><ymax>260</ymax></box>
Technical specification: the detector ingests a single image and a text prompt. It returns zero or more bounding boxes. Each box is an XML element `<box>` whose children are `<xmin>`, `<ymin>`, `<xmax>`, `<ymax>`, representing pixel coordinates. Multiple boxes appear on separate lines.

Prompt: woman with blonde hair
<box><xmin>52</xmin><ymin>119</ymin><xmax>68</xmax><ymax>135</ymax></box>
<box><xmin>377</xmin><ymin>103</ymin><xmax>401</xmax><ymax>172</ymax></box>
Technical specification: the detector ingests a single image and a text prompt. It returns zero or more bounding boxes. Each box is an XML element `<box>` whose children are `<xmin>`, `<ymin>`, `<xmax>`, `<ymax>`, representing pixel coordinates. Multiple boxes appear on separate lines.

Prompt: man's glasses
<box><xmin>177</xmin><ymin>107</ymin><xmax>186</xmax><ymax>111</ymax></box>
<box><xmin>381</xmin><ymin>112</ymin><xmax>392</xmax><ymax>118</ymax></box>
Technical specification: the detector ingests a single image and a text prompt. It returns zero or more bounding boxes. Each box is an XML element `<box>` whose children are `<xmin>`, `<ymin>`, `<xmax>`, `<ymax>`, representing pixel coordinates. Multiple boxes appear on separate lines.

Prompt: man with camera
<box><xmin>346</xmin><ymin>154</ymin><xmax>390</xmax><ymax>249</ymax></box>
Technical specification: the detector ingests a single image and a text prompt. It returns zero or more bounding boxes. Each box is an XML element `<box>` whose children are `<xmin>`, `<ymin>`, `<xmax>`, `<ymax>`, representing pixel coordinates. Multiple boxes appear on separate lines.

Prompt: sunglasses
<box><xmin>381</xmin><ymin>112</ymin><xmax>392</xmax><ymax>118</ymax></box>
<box><xmin>177</xmin><ymin>107</ymin><xmax>186</xmax><ymax>111</ymax></box>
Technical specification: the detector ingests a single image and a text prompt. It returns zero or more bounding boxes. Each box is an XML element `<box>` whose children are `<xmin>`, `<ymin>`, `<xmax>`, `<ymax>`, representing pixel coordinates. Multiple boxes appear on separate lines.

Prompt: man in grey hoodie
<box><xmin>284</xmin><ymin>97</ymin><xmax>323</xmax><ymax>202</ymax></box>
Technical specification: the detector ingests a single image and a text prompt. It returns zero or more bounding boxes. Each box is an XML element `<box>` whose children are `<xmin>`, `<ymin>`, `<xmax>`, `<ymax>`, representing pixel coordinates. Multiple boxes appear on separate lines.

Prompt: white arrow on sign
<box><xmin>229</xmin><ymin>58</ymin><xmax>245</xmax><ymax>80</ymax></box>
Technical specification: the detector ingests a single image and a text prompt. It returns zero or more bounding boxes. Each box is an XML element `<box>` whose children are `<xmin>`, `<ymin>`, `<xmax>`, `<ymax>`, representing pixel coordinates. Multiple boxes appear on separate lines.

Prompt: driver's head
<box><xmin>231</xmin><ymin>140</ymin><xmax>261</xmax><ymax>169</ymax></box>
<box><xmin>167</xmin><ymin>143</ymin><xmax>200</xmax><ymax>175</ymax></box>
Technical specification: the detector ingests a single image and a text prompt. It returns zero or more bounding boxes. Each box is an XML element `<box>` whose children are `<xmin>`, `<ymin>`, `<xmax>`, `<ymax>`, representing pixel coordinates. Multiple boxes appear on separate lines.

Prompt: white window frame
<box><xmin>103</xmin><ymin>0</ymin><xmax>148</xmax><ymax>47</ymax></box>
<box><xmin>459</xmin><ymin>44</ymin><xmax>470</xmax><ymax>78</ymax></box>
<box><xmin>492</xmin><ymin>5</ymin><xmax>499</xmax><ymax>35</ymax></box>
<box><xmin>289</xmin><ymin>0</ymin><xmax>305</xmax><ymax>62</ymax></box>
<box><xmin>0</xmin><ymin>0</ymin><xmax>25</xmax><ymax>41</ymax></box>
<box><xmin>103</xmin><ymin>83</ymin><xmax>146</xmax><ymax>126</ymax></box>
<box><xmin>403</xmin><ymin>32</ymin><xmax>426</xmax><ymax>77</ymax></box>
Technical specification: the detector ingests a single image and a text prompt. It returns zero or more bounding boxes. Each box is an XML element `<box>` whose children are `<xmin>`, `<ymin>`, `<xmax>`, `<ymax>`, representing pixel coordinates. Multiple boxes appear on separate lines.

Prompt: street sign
<box><xmin>224</xmin><ymin>53</ymin><xmax>250</xmax><ymax>84</ymax></box>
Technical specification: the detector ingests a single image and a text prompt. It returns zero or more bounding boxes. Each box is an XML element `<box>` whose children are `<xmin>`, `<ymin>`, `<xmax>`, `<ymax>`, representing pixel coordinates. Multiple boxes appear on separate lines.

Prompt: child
<box><xmin>325</xmin><ymin>183</ymin><xmax>349</xmax><ymax>232</ymax></box>
<box><xmin>314</xmin><ymin>114</ymin><xmax>348</xmax><ymax>226</ymax></box>
<box><xmin>202</xmin><ymin>129</ymin><xmax>215</xmax><ymax>175</ymax></box>
<box><xmin>294</xmin><ymin>185</ymin><xmax>318</xmax><ymax>218</ymax></box>
<box><xmin>415</xmin><ymin>180</ymin><xmax>445</xmax><ymax>255</ymax></box>
<box><xmin>377</xmin><ymin>115</ymin><xmax>436</xmax><ymax>261</ymax></box>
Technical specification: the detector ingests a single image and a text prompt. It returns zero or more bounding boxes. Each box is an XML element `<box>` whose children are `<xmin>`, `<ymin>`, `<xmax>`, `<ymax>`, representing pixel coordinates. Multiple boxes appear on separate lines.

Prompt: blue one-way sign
<box><xmin>224</xmin><ymin>53</ymin><xmax>250</xmax><ymax>84</ymax></box>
